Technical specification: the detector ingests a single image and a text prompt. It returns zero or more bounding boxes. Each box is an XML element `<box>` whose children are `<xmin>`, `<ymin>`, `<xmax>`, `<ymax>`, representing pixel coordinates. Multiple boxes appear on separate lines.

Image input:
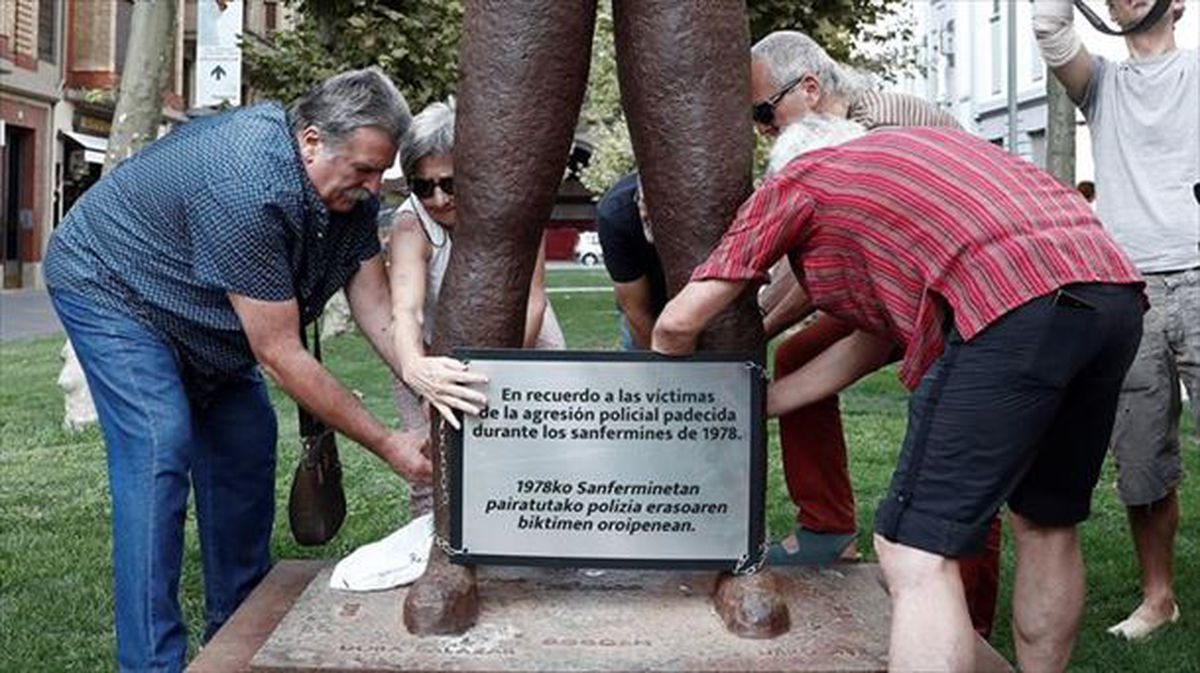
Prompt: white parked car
<box><xmin>574</xmin><ymin>230</ymin><xmax>604</xmax><ymax>266</ymax></box>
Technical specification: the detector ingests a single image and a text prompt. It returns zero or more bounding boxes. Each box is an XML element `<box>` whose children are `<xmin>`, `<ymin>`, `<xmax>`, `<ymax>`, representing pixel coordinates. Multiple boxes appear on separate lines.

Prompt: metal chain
<box><xmin>432</xmin><ymin>417</ymin><xmax>465</xmax><ymax>558</ymax></box>
<box><xmin>433</xmin><ymin>533</ymin><xmax>467</xmax><ymax>558</ymax></box>
<box><xmin>744</xmin><ymin>360</ymin><xmax>769</xmax><ymax>381</ymax></box>
<box><xmin>436</xmin><ymin>419</ymin><xmax>451</xmax><ymax>507</ymax></box>
<box><xmin>733</xmin><ymin>540</ymin><xmax>769</xmax><ymax>576</ymax></box>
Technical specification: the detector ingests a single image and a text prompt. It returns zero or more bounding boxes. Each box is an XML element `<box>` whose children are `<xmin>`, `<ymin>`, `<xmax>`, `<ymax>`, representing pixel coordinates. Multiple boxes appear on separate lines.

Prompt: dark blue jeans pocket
<box><xmin>1022</xmin><ymin>289</ymin><xmax>1098</xmax><ymax>388</ymax></box>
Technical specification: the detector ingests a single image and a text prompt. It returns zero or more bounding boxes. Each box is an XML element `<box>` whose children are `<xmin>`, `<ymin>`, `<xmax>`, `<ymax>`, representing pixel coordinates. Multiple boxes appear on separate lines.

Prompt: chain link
<box><xmin>437</xmin><ymin>419</ymin><xmax>451</xmax><ymax>507</ymax></box>
<box><xmin>743</xmin><ymin>360</ymin><xmax>768</xmax><ymax>381</ymax></box>
<box><xmin>732</xmin><ymin>540</ymin><xmax>769</xmax><ymax>576</ymax></box>
<box><xmin>433</xmin><ymin>533</ymin><xmax>467</xmax><ymax>558</ymax></box>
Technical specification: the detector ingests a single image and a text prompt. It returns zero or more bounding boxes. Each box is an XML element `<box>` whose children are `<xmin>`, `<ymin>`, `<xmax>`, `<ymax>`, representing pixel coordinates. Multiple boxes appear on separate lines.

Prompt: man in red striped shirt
<box><xmin>653</xmin><ymin>117</ymin><xmax>1144</xmax><ymax>672</ymax></box>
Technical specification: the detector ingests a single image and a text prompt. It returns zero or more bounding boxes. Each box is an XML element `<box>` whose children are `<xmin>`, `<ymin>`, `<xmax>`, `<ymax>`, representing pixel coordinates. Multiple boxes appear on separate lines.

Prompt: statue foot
<box><xmin>712</xmin><ymin>570</ymin><xmax>790</xmax><ymax>638</ymax></box>
<box><xmin>403</xmin><ymin>551</ymin><xmax>479</xmax><ymax>635</ymax></box>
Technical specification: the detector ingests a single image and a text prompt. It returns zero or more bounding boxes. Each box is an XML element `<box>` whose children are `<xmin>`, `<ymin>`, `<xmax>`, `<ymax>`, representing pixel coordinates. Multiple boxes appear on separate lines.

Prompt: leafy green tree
<box><xmin>243</xmin><ymin>0</ymin><xmax>913</xmax><ymax>193</ymax></box>
<box><xmin>242</xmin><ymin>0</ymin><xmax>462</xmax><ymax>108</ymax></box>
<box><xmin>747</xmin><ymin>0</ymin><xmax>910</xmax><ymax>65</ymax></box>
<box><xmin>579</xmin><ymin>0</ymin><xmax>914</xmax><ymax>193</ymax></box>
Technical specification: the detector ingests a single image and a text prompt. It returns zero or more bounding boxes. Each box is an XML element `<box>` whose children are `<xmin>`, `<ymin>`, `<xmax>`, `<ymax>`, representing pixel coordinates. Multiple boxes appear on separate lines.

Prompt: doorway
<box><xmin>1</xmin><ymin>125</ymin><xmax>32</xmax><ymax>289</ymax></box>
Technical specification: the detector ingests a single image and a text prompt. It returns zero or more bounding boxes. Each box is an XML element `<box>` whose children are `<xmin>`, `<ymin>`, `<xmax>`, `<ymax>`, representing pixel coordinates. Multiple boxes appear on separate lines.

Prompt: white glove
<box><xmin>1034</xmin><ymin>0</ymin><xmax>1075</xmax><ymax>21</ymax></box>
<box><xmin>1033</xmin><ymin>0</ymin><xmax>1084</xmax><ymax>67</ymax></box>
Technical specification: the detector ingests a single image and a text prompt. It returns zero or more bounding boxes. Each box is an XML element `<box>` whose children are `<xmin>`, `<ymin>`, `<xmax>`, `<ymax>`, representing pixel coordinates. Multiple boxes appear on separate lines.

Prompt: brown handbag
<box><xmin>287</xmin><ymin>323</ymin><xmax>347</xmax><ymax>546</ymax></box>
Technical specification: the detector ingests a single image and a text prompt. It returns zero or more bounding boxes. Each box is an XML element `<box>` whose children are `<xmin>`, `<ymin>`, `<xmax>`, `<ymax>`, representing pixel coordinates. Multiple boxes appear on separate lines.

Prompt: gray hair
<box><xmin>288</xmin><ymin>67</ymin><xmax>411</xmax><ymax>148</ymax></box>
<box><xmin>751</xmin><ymin>31</ymin><xmax>866</xmax><ymax>103</ymax></box>
<box><xmin>767</xmin><ymin>116</ymin><xmax>867</xmax><ymax>175</ymax></box>
<box><xmin>400</xmin><ymin>99</ymin><xmax>455</xmax><ymax>179</ymax></box>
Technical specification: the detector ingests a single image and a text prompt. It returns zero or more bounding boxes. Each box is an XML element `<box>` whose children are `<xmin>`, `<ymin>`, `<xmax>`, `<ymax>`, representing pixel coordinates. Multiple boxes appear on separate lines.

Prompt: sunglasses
<box><xmin>409</xmin><ymin>176</ymin><xmax>455</xmax><ymax>199</ymax></box>
<box><xmin>752</xmin><ymin>75</ymin><xmax>805</xmax><ymax>127</ymax></box>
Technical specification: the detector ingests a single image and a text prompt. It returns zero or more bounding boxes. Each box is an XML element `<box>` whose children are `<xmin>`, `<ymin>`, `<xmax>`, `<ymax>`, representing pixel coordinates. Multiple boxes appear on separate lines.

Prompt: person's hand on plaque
<box><xmin>402</xmin><ymin>355</ymin><xmax>489</xmax><ymax>429</ymax></box>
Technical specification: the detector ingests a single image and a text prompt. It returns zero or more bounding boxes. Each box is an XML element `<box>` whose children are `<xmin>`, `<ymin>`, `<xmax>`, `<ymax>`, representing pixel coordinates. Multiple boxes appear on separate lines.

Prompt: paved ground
<box><xmin>0</xmin><ymin>264</ymin><xmax>598</xmax><ymax>344</ymax></box>
<box><xmin>0</xmin><ymin>279</ymin><xmax>605</xmax><ymax>344</ymax></box>
<box><xmin>0</xmin><ymin>289</ymin><xmax>62</xmax><ymax>342</ymax></box>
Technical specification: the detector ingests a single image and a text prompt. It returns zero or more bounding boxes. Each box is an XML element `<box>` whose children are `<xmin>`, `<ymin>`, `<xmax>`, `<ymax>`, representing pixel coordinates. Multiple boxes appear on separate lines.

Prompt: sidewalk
<box><xmin>0</xmin><ymin>282</ymin><xmax>608</xmax><ymax>342</ymax></box>
<box><xmin>0</xmin><ymin>289</ymin><xmax>62</xmax><ymax>342</ymax></box>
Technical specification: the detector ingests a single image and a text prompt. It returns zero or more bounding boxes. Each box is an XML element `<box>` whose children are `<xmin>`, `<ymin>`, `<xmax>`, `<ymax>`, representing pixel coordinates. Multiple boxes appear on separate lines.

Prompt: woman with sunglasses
<box><xmin>388</xmin><ymin>100</ymin><xmax>564</xmax><ymax>516</ymax></box>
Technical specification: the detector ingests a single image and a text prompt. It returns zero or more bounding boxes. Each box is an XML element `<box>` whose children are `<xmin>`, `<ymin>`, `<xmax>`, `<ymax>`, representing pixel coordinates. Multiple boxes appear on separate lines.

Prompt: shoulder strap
<box><xmin>407</xmin><ymin>194</ymin><xmax>448</xmax><ymax>248</ymax></box>
<box><xmin>1073</xmin><ymin>0</ymin><xmax>1172</xmax><ymax>36</ymax></box>
<box><xmin>297</xmin><ymin>322</ymin><xmax>324</xmax><ymax>436</ymax></box>
<box><xmin>294</xmin><ymin>228</ymin><xmax>325</xmax><ymax>436</ymax></box>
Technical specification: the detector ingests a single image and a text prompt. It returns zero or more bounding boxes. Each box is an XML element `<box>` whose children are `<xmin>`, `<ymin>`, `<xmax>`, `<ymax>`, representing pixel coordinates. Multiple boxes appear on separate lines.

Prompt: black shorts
<box><xmin>874</xmin><ymin>283</ymin><xmax>1144</xmax><ymax>557</ymax></box>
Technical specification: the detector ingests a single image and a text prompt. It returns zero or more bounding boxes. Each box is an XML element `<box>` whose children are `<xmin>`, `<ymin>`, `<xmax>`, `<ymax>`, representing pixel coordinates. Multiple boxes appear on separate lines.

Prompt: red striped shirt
<box><xmin>693</xmin><ymin>128</ymin><xmax>1144</xmax><ymax>389</ymax></box>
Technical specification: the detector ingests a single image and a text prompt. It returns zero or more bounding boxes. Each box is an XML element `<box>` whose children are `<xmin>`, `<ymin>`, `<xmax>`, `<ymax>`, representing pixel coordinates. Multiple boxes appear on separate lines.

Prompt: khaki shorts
<box><xmin>1110</xmin><ymin>268</ymin><xmax>1200</xmax><ymax>506</ymax></box>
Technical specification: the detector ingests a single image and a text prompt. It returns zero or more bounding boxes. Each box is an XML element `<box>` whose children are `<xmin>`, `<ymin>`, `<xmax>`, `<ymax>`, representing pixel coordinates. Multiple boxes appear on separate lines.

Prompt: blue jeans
<box><xmin>619</xmin><ymin>314</ymin><xmax>637</xmax><ymax>351</ymax></box>
<box><xmin>51</xmin><ymin>290</ymin><xmax>277</xmax><ymax>673</ymax></box>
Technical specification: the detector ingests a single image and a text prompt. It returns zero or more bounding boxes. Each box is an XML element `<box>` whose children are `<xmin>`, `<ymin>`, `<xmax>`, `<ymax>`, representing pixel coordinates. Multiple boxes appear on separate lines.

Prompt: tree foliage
<box><xmin>746</xmin><ymin>0</ymin><xmax>908</xmax><ymax>63</ymax></box>
<box><xmin>579</xmin><ymin>0</ymin><xmax>914</xmax><ymax>193</ymax></box>
<box><xmin>242</xmin><ymin>0</ymin><xmax>462</xmax><ymax>108</ymax></box>
<box><xmin>243</xmin><ymin>0</ymin><xmax>913</xmax><ymax>193</ymax></box>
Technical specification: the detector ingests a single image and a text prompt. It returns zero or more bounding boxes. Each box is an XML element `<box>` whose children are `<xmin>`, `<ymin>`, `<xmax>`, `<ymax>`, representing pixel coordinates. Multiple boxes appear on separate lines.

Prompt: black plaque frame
<box><xmin>447</xmin><ymin>348</ymin><xmax>767</xmax><ymax>571</ymax></box>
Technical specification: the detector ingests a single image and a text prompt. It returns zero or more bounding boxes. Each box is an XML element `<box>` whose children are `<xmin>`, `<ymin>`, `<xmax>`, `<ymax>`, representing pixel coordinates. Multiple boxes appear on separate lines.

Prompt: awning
<box><xmin>61</xmin><ymin>130</ymin><xmax>108</xmax><ymax>165</ymax></box>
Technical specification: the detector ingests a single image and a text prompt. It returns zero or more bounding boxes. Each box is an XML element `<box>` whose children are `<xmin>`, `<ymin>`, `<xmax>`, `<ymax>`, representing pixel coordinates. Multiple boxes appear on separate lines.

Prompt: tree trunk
<box><xmin>104</xmin><ymin>0</ymin><xmax>178</xmax><ymax>172</ymax></box>
<box><xmin>62</xmin><ymin>0</ymin><xmax>178</xmax><ymax>432</ymax></box>
<box><xmin>1044</xmin><ymin>69</ymin><xmax>1076</xmax><ymax>187</ymax></box>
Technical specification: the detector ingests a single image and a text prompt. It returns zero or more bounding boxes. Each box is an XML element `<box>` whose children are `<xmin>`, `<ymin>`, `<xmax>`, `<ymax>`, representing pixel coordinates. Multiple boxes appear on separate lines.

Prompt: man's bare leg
<box><xmin>1110</xmin><ymin>490</ymin><xmax>1180</xmax><ymax>639</ymax></box>
<box><xmin>875</xmin><ymin>534</ymin><xmax>976</xmax><ymax>671</ymax></box>
<box><xmin>614</xmin><ymin>0</ymin><xmax>787</xmax><ymax>638</ymax></box>
<box><xmin>403</xmin><ymin>0</ymin><xmax>597</xmax><ymax>635</ymax></box>
<box><xmin>1010</xmin><ymin>513</ymin><xmax>1083</xmax><ymax>672</ymax></box>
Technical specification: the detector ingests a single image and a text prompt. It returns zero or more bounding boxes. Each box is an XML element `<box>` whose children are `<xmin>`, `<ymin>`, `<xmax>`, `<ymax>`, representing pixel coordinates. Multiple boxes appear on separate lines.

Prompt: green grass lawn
<box><xmin>545</xmin><ymin>266</ymin><xmax>612</xmax><ymax>289</ymax></box>
<box><xmin>2</xmin><ymin>269</ymin><xmax>1197</xmax><ymax>671</ymax></box>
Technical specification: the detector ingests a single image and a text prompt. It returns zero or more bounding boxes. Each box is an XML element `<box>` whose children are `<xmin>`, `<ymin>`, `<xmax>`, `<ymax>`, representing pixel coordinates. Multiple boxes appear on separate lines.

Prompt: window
<box><xmin>38</xmin><ymin>0</ymin><xmax>57</xmax><ymax>63</ymax></box>
<box><xmin>990</xmin><ymin>11</ymin><xmax>1002</xmax><ymax>95</ymax></box>
<box><xmin>266</xmin><ymin>2</ymin><xmax>278</xmax><ymax>33</ymax></box>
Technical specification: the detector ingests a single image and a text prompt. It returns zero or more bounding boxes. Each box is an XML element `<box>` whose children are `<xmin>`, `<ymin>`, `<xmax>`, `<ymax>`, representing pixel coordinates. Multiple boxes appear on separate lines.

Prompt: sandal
<box><xmin>766</xmin><ymin>527</ymin><xmax>859</xmax><ymax>566</ymax></box>
<box><xmin>1107</xmin><ymin>603</ymin><xmax>1180</xmax><ymax>640</ymax></box>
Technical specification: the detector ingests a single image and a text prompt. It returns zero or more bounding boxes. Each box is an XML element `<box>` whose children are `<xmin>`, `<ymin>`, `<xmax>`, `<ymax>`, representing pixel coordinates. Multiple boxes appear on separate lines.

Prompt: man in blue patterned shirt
<box><xmin>44</xmin><ymin>68</ymin><xmax>458</xmax><ymax>672</ymax></box>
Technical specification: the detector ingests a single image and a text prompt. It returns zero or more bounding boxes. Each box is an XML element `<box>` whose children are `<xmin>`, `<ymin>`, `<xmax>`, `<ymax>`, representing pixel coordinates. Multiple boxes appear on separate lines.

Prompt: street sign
<box><xmin>195</xmin><ymin>0</ymin><xmax>243</xmax><ymax>107</ymax></box>
<box><xmin>449</xmin><ymin>350</ymin><xmax>767</xmax><ymax>572</ymax></box>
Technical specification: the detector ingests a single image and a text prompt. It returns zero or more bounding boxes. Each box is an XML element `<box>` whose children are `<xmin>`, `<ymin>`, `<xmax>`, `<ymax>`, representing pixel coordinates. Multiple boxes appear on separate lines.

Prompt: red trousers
<box><xmin>775</xmin><ymin>314</ymin><xmax>1002</xmax><ymax>637</ymax></box>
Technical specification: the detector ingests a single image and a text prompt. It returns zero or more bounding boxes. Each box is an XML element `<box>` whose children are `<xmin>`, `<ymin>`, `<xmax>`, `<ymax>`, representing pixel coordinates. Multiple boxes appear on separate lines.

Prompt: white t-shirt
<box><xmin>1081</xmin><ymin>48</ymin><xmax>1200</xmax><ymax>273</ymax></box>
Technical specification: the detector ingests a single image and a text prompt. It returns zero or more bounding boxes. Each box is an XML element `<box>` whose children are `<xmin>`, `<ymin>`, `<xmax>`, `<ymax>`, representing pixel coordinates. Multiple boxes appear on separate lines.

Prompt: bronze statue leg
<box><xmin>613</xmin><ymin>0</ymin><xmax>789</xmax><ymax>638</ymax></box>
<box><xmin>402</xmin><ymin>0</ymin><xmax>598</xmax><ymax>636</ymax></box>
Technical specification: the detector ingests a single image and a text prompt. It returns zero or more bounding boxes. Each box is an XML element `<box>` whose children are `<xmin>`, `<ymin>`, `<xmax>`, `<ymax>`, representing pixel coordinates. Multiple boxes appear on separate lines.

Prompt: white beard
<box><xmin>767</xmin><ymin>116</ymin><xmax>868</xmax><ymax>175</ymax></box>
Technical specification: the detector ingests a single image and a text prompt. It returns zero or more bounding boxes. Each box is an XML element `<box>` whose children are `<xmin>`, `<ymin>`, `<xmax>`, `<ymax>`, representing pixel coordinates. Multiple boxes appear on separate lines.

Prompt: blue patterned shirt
<box><xmin>45</xmin><ymin>103</ymin><xmax>381</xmax><ymax>395</ymax></box>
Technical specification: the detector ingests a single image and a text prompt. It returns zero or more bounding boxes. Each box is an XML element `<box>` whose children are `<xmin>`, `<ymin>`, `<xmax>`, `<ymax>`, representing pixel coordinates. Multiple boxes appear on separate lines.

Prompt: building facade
<box><xmin>1</xmin><ymin>0</ymin><xmax>64</xmax><ymax>288</ymax></box>
<box><xmin>1</xmin><ymin>0</ymin><xmax>288</xmax><ymax>289</ymax></box>
<box><xmin>900</xmin><ymin>0</ymin><xmax>1199</xmax><ymax>175</ymax></box>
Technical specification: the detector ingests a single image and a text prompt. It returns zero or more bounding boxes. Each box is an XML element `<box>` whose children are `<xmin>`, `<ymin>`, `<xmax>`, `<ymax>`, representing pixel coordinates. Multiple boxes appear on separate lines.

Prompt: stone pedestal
<box><xmin>188</xmin><ymin>561</ymin><xmax>326</xmax><ymax>673</ymax></box>
<box><xmin>192</xmin><ymin>560</ymin><xmax>894</xmax><ymax>672</ymax></box>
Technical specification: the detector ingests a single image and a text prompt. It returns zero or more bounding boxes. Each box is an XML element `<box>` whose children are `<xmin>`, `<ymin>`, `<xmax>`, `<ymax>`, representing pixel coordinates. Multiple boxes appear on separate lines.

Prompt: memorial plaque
<box><xmin>449</xmin><ymin>350</ymin><xmax>765</xmax><ymax>570</ymax></box>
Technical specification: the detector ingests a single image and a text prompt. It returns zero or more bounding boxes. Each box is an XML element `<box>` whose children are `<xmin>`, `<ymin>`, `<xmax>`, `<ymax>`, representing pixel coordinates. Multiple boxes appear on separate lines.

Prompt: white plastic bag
<box><xmin>329</xmin><ymin>514</ymin><xmax>433</xmax><ymax>591</ymax></box>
